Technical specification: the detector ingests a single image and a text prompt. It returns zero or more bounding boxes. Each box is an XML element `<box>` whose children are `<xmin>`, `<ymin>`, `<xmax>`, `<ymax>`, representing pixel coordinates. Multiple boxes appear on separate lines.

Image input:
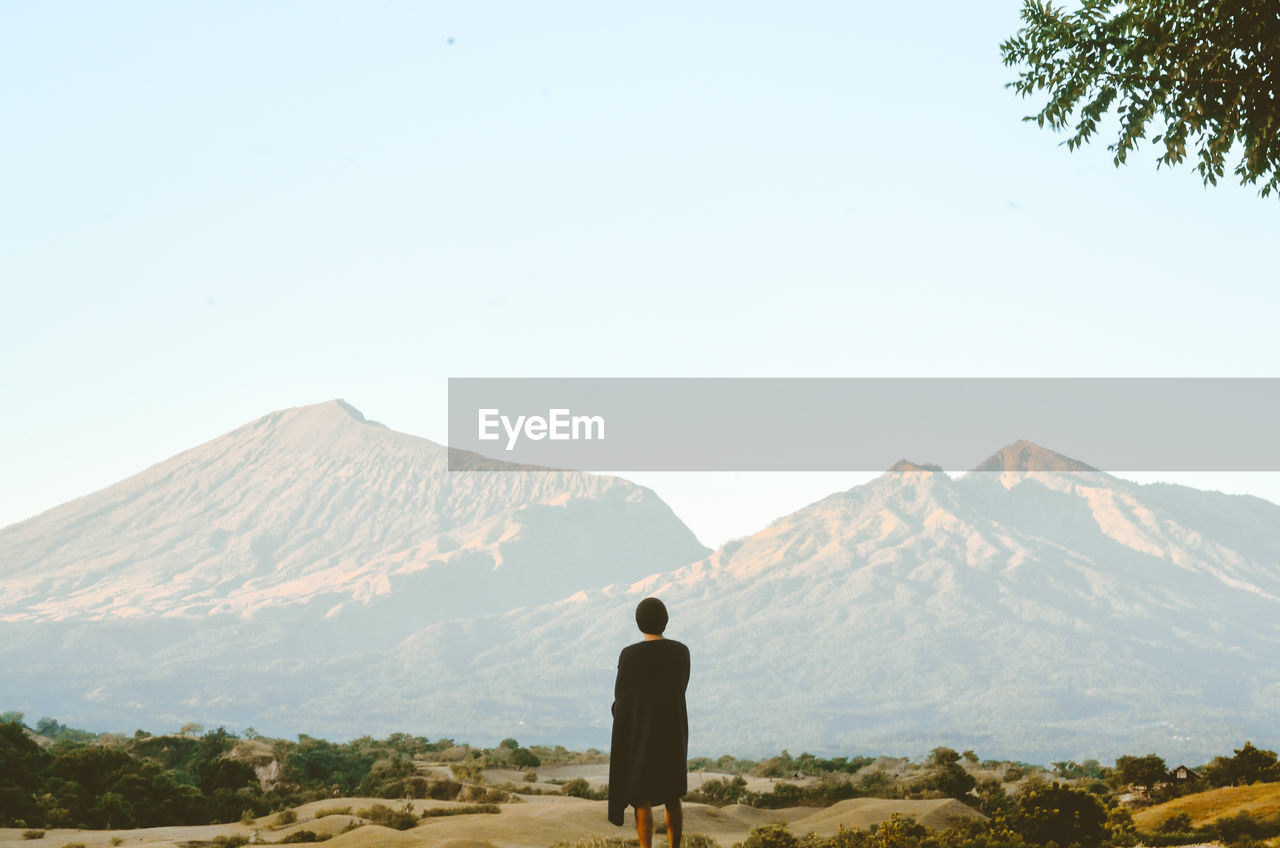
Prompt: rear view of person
<box><xmin>608</xmin><ymin>596</ymin><xmax>690</xmax><ymax>848</ymax></box>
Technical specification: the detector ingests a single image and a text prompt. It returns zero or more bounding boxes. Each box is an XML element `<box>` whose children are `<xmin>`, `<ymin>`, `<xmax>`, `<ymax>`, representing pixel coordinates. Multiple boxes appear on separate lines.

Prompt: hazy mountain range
<box><xmin>3</xmin><ymin>400</ymin><xmax>1279</xmax><ymax>762</ymax></box>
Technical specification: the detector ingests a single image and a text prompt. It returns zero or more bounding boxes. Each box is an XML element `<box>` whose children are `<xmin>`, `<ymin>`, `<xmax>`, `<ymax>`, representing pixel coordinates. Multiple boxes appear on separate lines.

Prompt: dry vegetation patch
<box><xmin>1135</xmin><ymin>783</ymin><xmax>1280</xmax><ymax>830</ymax></box>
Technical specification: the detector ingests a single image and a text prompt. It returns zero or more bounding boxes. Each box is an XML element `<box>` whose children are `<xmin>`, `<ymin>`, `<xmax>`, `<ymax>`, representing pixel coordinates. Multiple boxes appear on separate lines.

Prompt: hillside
<box><xmin>1133</xmin><ymin>783</ymin><xmax>1280</xmax><ymax>831</ymax></box>
<box><xmin>363</xmin><ymin>445</ymin><xmax>1280</xmax><ymax>759</ymax></box>
<box><xmin>0</xmin><ymin>793</ymin><xmax>987</xmax><ymax>848</ymax></box>
<box><xmin>0</xmin><ymin>400</ymin><xmax>708</xmax><ymax>735</ymax></box>
<box><xmin>0</xmin><ymin>399</ymin><xmax>707</xmax><ymax>624</ymax></box>
<box><xmin>5</xmin><ymin>420</ymin><xmax>1280</xmax><ymax>758</ymax></box>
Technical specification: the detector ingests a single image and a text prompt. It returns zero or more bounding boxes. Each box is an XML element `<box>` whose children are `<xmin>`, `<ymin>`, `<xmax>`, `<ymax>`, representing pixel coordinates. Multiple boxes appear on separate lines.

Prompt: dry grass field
<box><xmin>0</xmin><ymin>786</ymin><xmax>987</xmax><ymax>848</ymax></box>
<box><xmin>1133</xmin><ymin>782</ymin><xmax>1280</xmax><ymax>832</ymax></box>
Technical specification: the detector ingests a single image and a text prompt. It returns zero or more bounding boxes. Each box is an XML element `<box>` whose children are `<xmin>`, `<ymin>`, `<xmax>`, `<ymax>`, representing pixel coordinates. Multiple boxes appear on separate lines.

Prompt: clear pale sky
<box><xmin>3</xmin><ymin>1</ymin><xmax>1278</xmax><ymax>548</ymax></box>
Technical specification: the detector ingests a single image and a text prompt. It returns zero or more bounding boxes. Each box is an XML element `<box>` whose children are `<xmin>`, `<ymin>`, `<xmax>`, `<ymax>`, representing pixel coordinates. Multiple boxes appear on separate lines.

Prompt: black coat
<box><xmin>607</xmin><ymin>637</ymin><xmax>690</xmax><ymax>826</ymax></box>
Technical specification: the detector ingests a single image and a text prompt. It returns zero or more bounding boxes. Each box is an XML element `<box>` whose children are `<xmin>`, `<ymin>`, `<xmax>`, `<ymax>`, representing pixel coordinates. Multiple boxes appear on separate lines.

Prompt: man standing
<box><xmin>608</xmin><ymin>596</ymin><xmax>690</xmax><ymax>848</ymax></box>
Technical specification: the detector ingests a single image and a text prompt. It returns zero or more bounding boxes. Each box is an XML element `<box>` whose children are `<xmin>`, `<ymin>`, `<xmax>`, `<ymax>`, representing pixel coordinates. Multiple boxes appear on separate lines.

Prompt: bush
<box><xmin>743</xmin><ymin>823</ymin><xmax>798</xmax><ymax>848</ymax></box>
<box><xmin>313</xmin><ymin>806</ymin><xmax>352</xmax><ymax>817</ymax></box>
<box><xmin>425</xmin><ymin>779</ymin><xmax>462</xmax><ymax>801</ymax></box>
<box><xmin>509</xmin><ymin>747</ymin><xmax>541</xmax><ymax>768</ymax></box>
<box><xmin>59</xmin><ymin>844</ymin><xmax>86</xmax><ymax>848</ymax></box>
<box><xmin>278</xmin><ymin>830</ymin><xmax>320</xmax><ymax>843</ymax></box>
<box><xmin>450</xmin><ymin>763</ymin><xmax>481</xmax><ymax>782</ymax></box>
<box><xmin>688</xmin><ymin>776</ymin><xmax>748</xmax><ymax>806</ymax></box>
<box><xmin>1157</xmin><ymin>812</ymin><xmax>1193</xmax><ymax>833</ymax></box>
<box><xmin>420</xmin><ymin>804</ymin><xmax>500</xmax><ymax>817</ymax></box>
<box><xmin>1208</xmin><ymin>811</ymin><xmax>1280</xmax><ymax>844</ymax></box>
<box><xmin>21</xmin><ymin>833</ymin><xmax>44</xmax><ymax>841</ymax></box>
<box><xmin>561</xmin><ymin>778</ymin><xmax>606</xmax><ymax>800</ymax></box>
<box><xmin>274</xmin><ymin>809</ymin><xmax>298</xmax><ymax>826</ymax></box>
<box><xmin>460</xmin><ymin>785</ymin><xmax>510</xmax><ymax>803</ymax></box>
<box><xmin>356</xmin><ymin>802</ymin><xmax>418</xmax><ymax>830</ymax></box>
<box><xmin>1013</xmin><ymin>784</ymin><xmax>1107</xmax><ymax>848</ymax></box>
<box><xmin>683</xmin><ymin>836</ymin><xmax>719</xmax><ymax>848</ymax></box>
<box><xmin>212</xmin><ymin>836</ymin><xmax>250</xmax><ymax>848</ymax></box>
<box><xmin>524</xmin><ymin>770</ymin><xmax>538</xmax><ymax>782</ymax></box>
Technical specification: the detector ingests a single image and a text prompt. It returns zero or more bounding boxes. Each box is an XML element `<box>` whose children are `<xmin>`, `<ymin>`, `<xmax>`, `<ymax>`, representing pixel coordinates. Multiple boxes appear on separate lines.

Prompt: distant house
<box><xmin>1169</xmin><ymin>765</ymin><xmax>1201</xmax><ymax>782</ymax></box>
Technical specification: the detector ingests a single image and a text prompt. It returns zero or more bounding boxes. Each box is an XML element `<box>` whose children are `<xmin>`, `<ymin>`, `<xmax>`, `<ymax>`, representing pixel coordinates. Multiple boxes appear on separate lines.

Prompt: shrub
<box><xmin>110</xmin><ymin>840</ymin><xmax>123</xmax><ymax>847</ymax></box>
<box><xmin>1157</xmin><ymin>812</ymin><xmax>1193</xmax><ymax>833</ymax></box>
<box><xmin>425</xmin><ymin>778</ymin><xmax>462</xmax><ymax>801</ymax></box>
<box><xmin>524</xmin><ymin>770</ymin><xmax>538</xmax><ymax>782</ymax></box>
<box><xmin>278</xmin><ymin>829</ymin><xmax>320</xmax><ymax>843</ymax></box>
<box><xmin>561</xmin><ymin>777</ymin><xmax>606</xmax><ymax>800</ymax></box>
<box><xmin>1208</xmin><ymin>811</ymin><xmax>1280</xmax><ymax>844</ymax></box>
<box><xmin>743</xmin><ymin>823</ymin><xmax>798</xmax><ymax>848</ymax></box>
<box><xmin>420</xmin><ymin>804</ymin><xmax>500</xmax><ymax>817</ymax></box>
<box><xmin>274</xmin><ymin>809</ymin><xmax>298</xmax><ymax>826</ymax></box>
<box><xmin>460</xmin><ymin>786</ymin><xmax>510</xmax><ymax>803</ymax></box>
<box><xmin>688</xmin><ymin>776</ymin><xmax>748</xmax><ymax>806</ymax></box>
<box><xmin>1013</xmin><ymin>784</ymin><xmax>1107</xmax><ymax>848</ymax></box>
<box><xmin>313</xmin><ymin>806</ymin><xmax>352</xmax><ymax>817</ymax></box>
<box><xmin>212</xmin><ymin>836</ymin><xmax>250</xmax><ymax>848</ymax></box>
<box><xmin>356</xmin><ymin>802</ymin><xmax>418</xmax><ymax>830</ymax></box>
<box><xmin>241</xmin><ymin>809</ymin><xmax>256</xmax><ymax>825</ymax></box>
<box><xmin>59</xmin><ymin>844</ymin><xmax>86</xmax><ymax>848</ymax></box>
<box><xmin>450</xmin><ymin>763</ymin><xmax>481</xmax><ymax>782</ymax></box>
<box><xmin>21</xmin><ymin>833</ymin><xmax>45</xmax><ymax>841</ymax></box>
<box><xmin>683</xmin><ymin>836</ymin><xmax>719</xmax><ymax>848</ymax></box>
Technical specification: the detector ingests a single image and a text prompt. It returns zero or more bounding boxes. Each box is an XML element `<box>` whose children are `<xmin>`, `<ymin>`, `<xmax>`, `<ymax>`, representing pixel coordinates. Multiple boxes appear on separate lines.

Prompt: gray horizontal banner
<box><xmin>447</xmin><ymin>378</ymin><xmax>1280</xmax><ymax>472</ymax></box>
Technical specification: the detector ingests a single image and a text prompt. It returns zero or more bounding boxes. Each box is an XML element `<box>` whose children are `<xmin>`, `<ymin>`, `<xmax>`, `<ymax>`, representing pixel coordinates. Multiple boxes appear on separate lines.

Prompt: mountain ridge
<box><xmin>351</xmin><ymin>447</ymin><xmax>1280</xmax><ymax>760</ymax></box>
<box><xmin>3</xmin><ymin>416</ymin><xmax>1280</xmax><ymax>761</ymax></box>
<box><xmin>0</xmin><ymin>399</ymin><xmax>708</xmax><ymax>622</ymax></box>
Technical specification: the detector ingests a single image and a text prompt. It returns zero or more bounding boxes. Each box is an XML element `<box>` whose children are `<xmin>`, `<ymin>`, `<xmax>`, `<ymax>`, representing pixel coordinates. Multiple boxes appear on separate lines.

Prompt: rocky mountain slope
<box><xmin>5</xmin><ymin>418</ymin><xmax>1279</xmax><ymax>761</ymax></box>
<box><xmin>0</xmin><ymin>399</ymin><xmax>707</xmax><ymax>625</ymax></box>
<box><xmin>364</xmin><ymin>443</ymin><xmax>1280</xmax><ymax>761</ymax></box>
<box><xmin>0</xmin><ymin>400</ymin><xmax>708</xmax><ymax>732</ymax></box>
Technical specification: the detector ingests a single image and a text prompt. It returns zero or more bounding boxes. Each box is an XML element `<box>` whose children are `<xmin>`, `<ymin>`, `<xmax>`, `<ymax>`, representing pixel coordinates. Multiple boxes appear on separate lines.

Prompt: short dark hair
<box><xmin>635</xmin><ymin>597</ymin><xmax>668</xmax><ymax>635</ymax></box>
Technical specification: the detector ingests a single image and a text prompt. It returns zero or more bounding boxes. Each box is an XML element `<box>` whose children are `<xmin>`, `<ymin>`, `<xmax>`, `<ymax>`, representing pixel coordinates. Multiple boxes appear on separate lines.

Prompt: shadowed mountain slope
<box><xmin>365</xmin><ymin>446</ymin><xmax>1280</xmax><ymax>760</ymax></box>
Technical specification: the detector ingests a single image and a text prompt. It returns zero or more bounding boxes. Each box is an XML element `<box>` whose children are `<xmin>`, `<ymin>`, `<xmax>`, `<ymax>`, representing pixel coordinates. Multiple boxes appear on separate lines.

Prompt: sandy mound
<box><xmin>791</xmin><ymin>798</ymin><xmax>987</xmax><ymax>836</ymax></box>
<box><xmin>0</xmin><ymin>796</ymin><xmax>987</xmax><ymax>848</ymax></box>
<box><xmin>322</xmin><ymin>824</ymin><xmax>420</xmax><ymax>848</ymax></box>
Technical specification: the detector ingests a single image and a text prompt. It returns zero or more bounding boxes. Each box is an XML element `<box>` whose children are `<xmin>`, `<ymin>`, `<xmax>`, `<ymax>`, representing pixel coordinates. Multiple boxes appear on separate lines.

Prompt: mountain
<box><xmin>343</xmin><ymin>445</ymin><xmax>1280</xmax><ymax>761</ymax></box>
<box><xmin>7</xmin><ymin>423</ymin><xmax>1280</xmax><ymax>762</ymax></box>
<box><xmin>0</xmin><ymin>400</ymin><xmax>708</xmax><ymax>731</ymax></box>
<box><xmin>0</xmin><ymin>399</ymin><xmax>707</xmax><ymax>625</ymax></box>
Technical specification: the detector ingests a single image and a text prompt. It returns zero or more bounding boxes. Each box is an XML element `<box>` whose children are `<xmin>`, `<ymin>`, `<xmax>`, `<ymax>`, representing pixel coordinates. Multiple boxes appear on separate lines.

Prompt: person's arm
<box><xmin>612</xmin><ymin>648</ymin><xmax>631</xmax><ymax>717</ymax></box>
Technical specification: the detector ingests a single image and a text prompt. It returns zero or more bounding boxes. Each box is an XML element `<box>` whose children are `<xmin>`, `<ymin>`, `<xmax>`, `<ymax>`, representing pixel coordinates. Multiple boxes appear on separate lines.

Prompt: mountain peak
<box><xmin>331</xmin><ymin>398</ymin><xmax>366</xmax><ymax>421</ymax></box>
<box><xmin>271</xmin><ymin>399</ymin><xmax>388</xmax><ymax>434</ymax></box>
<box><xmin>887</xmin><ymin>459</ymin><xmax>944</xmax><ymax>473</ymax></box>
<box><xmin>969</xmin><ymin>440</ymin><xmax>1096</xmax><ymax>473</ymax></box>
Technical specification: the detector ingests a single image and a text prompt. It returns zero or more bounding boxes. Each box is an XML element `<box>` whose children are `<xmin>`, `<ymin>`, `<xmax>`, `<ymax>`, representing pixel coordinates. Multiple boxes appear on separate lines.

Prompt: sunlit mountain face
<box><xmin>4</xmin><ymin>416</ymin><xmax>1279</xmax><ymax>762</ymax></box>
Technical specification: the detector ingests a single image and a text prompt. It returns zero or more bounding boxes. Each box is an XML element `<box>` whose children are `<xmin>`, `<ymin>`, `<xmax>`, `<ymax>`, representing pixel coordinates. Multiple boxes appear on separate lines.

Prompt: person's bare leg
<box><xmin>664</xmin><ymin>798</ymin><xmax>682</xmax><ymax>848</ymax></box>
<box><xmin>634</xmin><ymin>803</ymin><xmax>654</xmax><ymax>848</ymax></box>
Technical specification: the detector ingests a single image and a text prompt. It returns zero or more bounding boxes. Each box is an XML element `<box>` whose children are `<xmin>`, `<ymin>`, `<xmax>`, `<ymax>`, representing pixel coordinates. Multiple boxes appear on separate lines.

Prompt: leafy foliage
<box><xmin>1111</xmin><ymin>754</ymin><xmax>1167</xmax><ymax>789</ymax></box>
<box><xmin>560</xmin><ymin>777</ymin><xmax>607</xmax><ymax>800</ymax></box>
<box><xmin>1202</xmin><ymin>741</ymin><xmax>1280</xmax><ymax>786</ymax></box>
<box><xmin>1012</xmin><ymin>783</ymin><xmax>1109</xmax><ymax>848</ymax></box>
<box><xmin>419</xmin><ymin>803</ymin><xmax>500</xmax><ymax>817</ymax></box>
<box><xmin>1001</xmin><ymin>0</ymin><xmax>1280</xmax><ymax>195</ymax></box>
<box><xmin>355</xmin><ymin>801</ymin><xmax>418</xmax><ymax>830</ymax></box>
